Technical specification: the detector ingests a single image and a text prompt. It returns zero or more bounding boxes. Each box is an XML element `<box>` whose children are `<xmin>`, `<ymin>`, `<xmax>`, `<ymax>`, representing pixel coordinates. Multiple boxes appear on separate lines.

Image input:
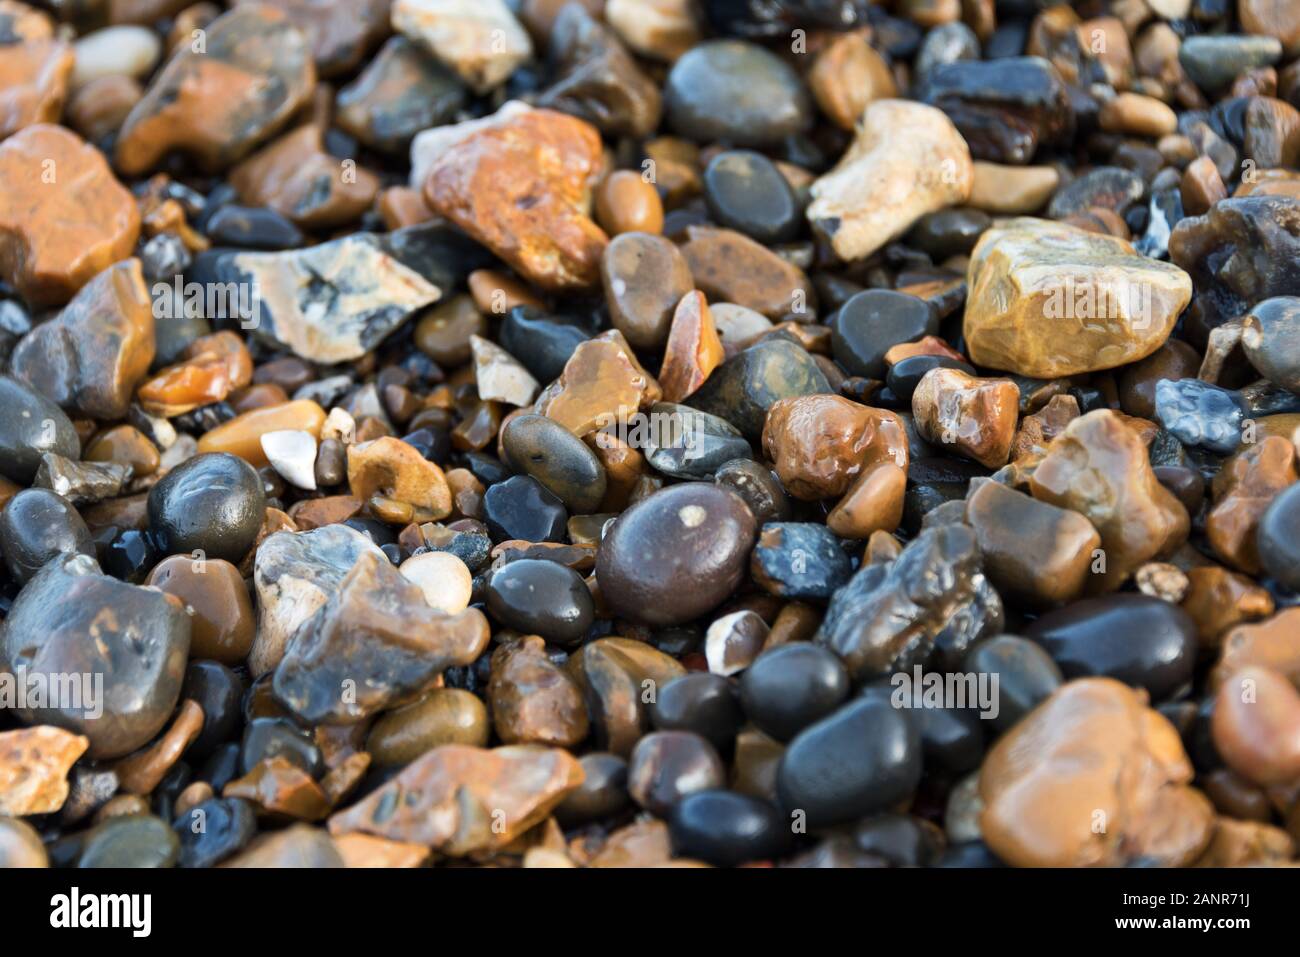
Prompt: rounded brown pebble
<box><xmin>488</xmin><ymin>635</ymin><xmax>590</xmax><ymax>746</ymax></box>
<box><xmin>0</xmin><ymin>817</ymin><xmax>48</xmax><ymax>867</ymax></box>
<box><xmin>596</xmin><ymin>482</ymin><xmax>757</xmax><ymax>626</ymax></box>
<box><xmin>1212</xmin><ymin>666</ymin><xmax>1300</xmax><ymax>786</ymax></box>
<box><xmin>595</xmin><ymin>169</ymin><xmax>664</xmax><ymax>236</ymax></box>
<box><xmin>601</xmin><ymin>232</ymin><xmax>694</xmax><ymax>350</ymax></box>
<box><xmin>364</xmin><ymin>688</ymin><xmax>489</xmax><ymax>766</ymax></box>
<box><xmin>145</xmin><ymin>555</ymin><xmax>254</xmax><ymax>664</ymax></box>
<box><xmin>628</xmin><ymin>730</ymin><xmax>725</xmax><ymax>816</ymax></box>
<box><xmin>414</xmin><ymin>294</ymin><xmax>488</xmax><ymax>366</ymax></box>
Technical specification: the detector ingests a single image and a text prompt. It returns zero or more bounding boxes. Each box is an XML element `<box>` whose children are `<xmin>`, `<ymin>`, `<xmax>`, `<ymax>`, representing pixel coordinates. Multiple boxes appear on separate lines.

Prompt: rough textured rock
<box><xmin>347</xmin><ymin>436</ymin><xmax>453</xmax><ymax>521</ymax></box>
<box><xmin>0</xmin><ymin>124</ymin><xmax>140</xmax><ymax>306</ymax></box>
<box><xmin>422</xmin><ymin>106</ymin><xmax>607</xmax><ymax>290</ymax></box>
<box><xmin>808</xmin><ymin>99</ymin><xmax>973</xmax><ymax>262</ymax></box>
<box><xmin>114</xmin><ymin>5</ymin><xmax>315</xmax><ymax>175</ymax></box>
<box><xmin>1029</xmin><ymin>410</ymin><xmax>1189</xmax><ymax>590</ymax></box>
<box><xmin>273</xmin><ymin>552</ymin><xmax>490</xmax><ymax>724</ymax></box>
<box><xmin>189</xmin><ymin>234</ymin><xmax>440</xmax><ymax>364</ymax></box>
<box><xmin>251</xmin><ymin>524</ymin><xmax>386</xmax><ymax>676</ymax></box>
<box><xmin>10</xmin><ymin>258</ymin><xmax>153</xmax><ymax>420</ymax></box>
<box><xmin>0</xmin><ymin>726</ymin><xmax>88</xmax><ymax>816</ymax></box>
<box><xmin>241</xmin><ymin>0</ymin><xmax>390</xmax><ymax>78</ymax></box>
<box><xmin>489</xmin><ymin>635</ymin><xmax>590</xmax><ymax>747</ymax></box>
<box><xmin>534</xmin><ymin>329</ymin><xmax>661</xmax><ymax>436</ymax></box>
<box><xmin>327</xmin><ymin>744</ymin><xmax>583</xmax><ymax>853</ymax></box>
<box><xmin>964</xmin><ymin>218</ymin><xmax>1192</xmax><ymax>377</ymax></box>
<box><xmin>911</xmin><ymin>368</ymin><xmax>1019</xmax><ymax>468</ymax></box>
<box><xmin>762</xmin><ymin>394</ymin><xmax>907</xmax><ymax>500</ymax></box>
<box><xmin>393</xmin><ymin>0</ymin><xmax>532</xmax><ymax>94</ymax></box>
<box><xmin>980</xmin><ymin>678</ymin><xmax>1214</xmax><ymax>867</ymax></box>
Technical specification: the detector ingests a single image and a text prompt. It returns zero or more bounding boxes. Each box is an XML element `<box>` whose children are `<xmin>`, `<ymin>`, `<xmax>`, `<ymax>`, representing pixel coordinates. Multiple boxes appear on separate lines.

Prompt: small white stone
<box><xmin>392</xmin><ymin>0</ymin><xmax>532</xmax><ymax>95</ymax></box>
<box><xmin>72</xmin><ymin>26</ymin><xmax>161</xmax><ymax>90</ymax></box>
<box><xmin>261</xmin><ymin>429</ymin><xmax>318</xmax><ymax>490</ymax></box>
<box><xmin>321</xmin><ymin>407</ymin><xmax>356</xmax><ymax>445</ymax></box>
<box><xmin>709</xmin><ymin>303</ymin><xmax>773</xmax><ymax>349</ymax></box>
<box><xmin>471</xmin><ymin>334</ymin><xmax>539</xmax><ymax>406</ymax></box>
<box><xmin>704</xmin><ymin>610</ymin><xmax>769</xmax><ymax>676</ymax></box>
<box><xmin>400</xmin><ymin>551</ymin><xmax>473</xmax><ymax>614</ymax></box>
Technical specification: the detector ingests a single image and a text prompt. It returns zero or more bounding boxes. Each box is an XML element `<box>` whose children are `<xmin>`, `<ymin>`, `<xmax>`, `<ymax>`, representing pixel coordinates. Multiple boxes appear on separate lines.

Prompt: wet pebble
<box><xmin>628</xmin><ymin>730</ymin><xmax>726</xmax><ymax>816</ymax></box>
<box><xmin>750</xmin><ymin>522</ymin><xmax>851</xmax><ymax>600</ymax></box>
<box><xmin>650</xmin><ymin>672</ymin><xmax>743</xmax><ymax>755</ymax></box>
<box><xmin>832</xmin><ymin>290</ymin><xmax>938</xmax><ymax>379</ymax></box>
<box><xmin>739</xmin><ymin>643</ymin><xmax>849</xmax><ymax>742</ymax></box>
<box><xmin>665</xmin><ymin>41</ymin><xmax>810</xmax><ymax>146</ymax></box>
<box><xmin>0</xmin><ymin>488</ymin><xmax>94</xmax><ymax>584</ymax></box>
<box><xmin>668</xmin><ymin>790</ymin><xmax>790</xmax><ymax>866</ymax></box>
<box><xmin>1154</xmin><ymin>379</ymin><xmax>1247</xmax><ymax>455</ymax></box>
<box><xmin>485</xmin><ymin>559</ymin><xmax>595</xmax><ymax>646</ymax></box>
<box><xmin>502</xmin><ymin>413</ymin><xmax>606</xmax><ymax>513</ymax></box>
<box><xmin>1259</xmin><ymin>483</ymin><xmax>1300</xmax><ymax>592</ymax></box>
<box><xmin>148</xmin><ymin>452</ymin><xmax>266</xmax><ymax>563</ymax></box>
<box><xmin>702</xmin><ymin>150</ymin><xmax>801</xmax><ymax>244</ymax></box>
<box><xmin>0</xmin><ymin>375</ymin><xmax>80</xmax><ymax>484</ymax></box>
<box><xmin>482</xmin><ymin>475</ymin><xmax>569</xmax><ymax>543</ymax></box>
<box><xmin>173</xmin><ymin>797</ymin><xmax>256</xmax><ymax>868</ymax></box>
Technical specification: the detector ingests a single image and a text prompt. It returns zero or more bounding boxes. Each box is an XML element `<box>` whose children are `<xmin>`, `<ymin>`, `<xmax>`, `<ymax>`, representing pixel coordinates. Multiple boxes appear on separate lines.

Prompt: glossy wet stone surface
<box><xmin>486</xmin><ymin>559</ymin><xmax>595</xmax><ymax>647</ymax></box>
<box><xmin>665</xmin><ymin>41</ymin><xmax>809</xmax><ymax>146</ymax></box>
<box><xmin>148</xmin><ymin>452</ymin><xmax>266</xmax><ymax>564</ymax></box>
<box><xmin>0</xmin><ymin>488</ymin><xmax>94</xmax><ymax>584</ymax></box>
<box><xmin>750</xmin><ymin>523</ymin><xmax>851</xmax><ymax>600</ymax></box>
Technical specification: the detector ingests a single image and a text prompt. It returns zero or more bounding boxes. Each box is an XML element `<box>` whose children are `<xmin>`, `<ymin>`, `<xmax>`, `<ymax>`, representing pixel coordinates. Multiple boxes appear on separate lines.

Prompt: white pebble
<box><xmin>72</xmin><ymin>26</ymin><xmax>161</xmax><ymax>90</ymax></box>
<box><xmin>261</xmin><ymin>429</ymin><xmax>318</xmax><ymax>490</ymax></box>
<box><xmin>400</xmin><ymin>551</ymin><xmax>473</xmax><ymax>614</ymax></box>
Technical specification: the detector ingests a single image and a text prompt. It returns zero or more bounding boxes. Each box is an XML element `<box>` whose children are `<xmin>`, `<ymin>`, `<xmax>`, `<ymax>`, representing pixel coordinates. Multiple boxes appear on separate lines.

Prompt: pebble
<box><xmin>0</xmin><ymin>725</ymin><xmax>88</xmax><ymax>816</ymax></box>
<box><xmin>832</xmin><ymin>289</ymin><xmax>939</xmax><ymax>379</ymax></box>
<box><xmin>0</xmin><ymin>125</ymin><xmax>139</xmax><ymax>306</ymax></box>
<box><xmin>1212</xmin><ymin>665</ymin><xmax>1300</xmax><ymax>786</ymax></box>
<box><xmin>327</xmin><ymin>745</ymin><xmax>582</xmax><ymax>853</ymax></box>
<box><xmin>335</xmin><ymin>36</ymin><xmax>465</xmax><ymax>153</ymax></box>
<box><xmin>497</xmin><ymin>307</ymin><xmax>590</xmax><ymax>385</ymax></box>
<box><xmin>534</xmin><ymin>329</ymin><xmax>662</xmax><ymax>436</ymax></box>
<box><xmin>596</xmin><ymin>482</ymin><xmax>757</xmax><ymax>626</ymax></box>
<box><xmin>260</xmin><ymin>430</ymin><xmax>317</xmax><ymax>491</ymax></box>
<box><xmin>969</xmin><ymin>161</ymin><xmax>1060</xmax><ymax>214</ymax></box>
<box><xmin>0</xmin><ymin>817</ymin><xmax>48</xmax><ymax>868</ymax></box>
<box><xmin>680</xmin><ymin>225</ymin><xmax>814</xmax><ymax>321</ymax></box>
<box><xmin>223</xmin><ymin>825</ymin><xmax>343</xmax><ymax>867</ymax></box>
<box><xmin>714</xmin><ymin>458</ymin><xmax>790</xmax><ymax>525</ymax></box>
<box><xmin>1242</xmin><ymin>296</ymin><xmax>1300</xmax><ymax>393</ymax></box>
<box><xmin>648</xmin><ymin>672</ymin><xmax>742</xmax><ymax>755</ymax></box>
<box><xmin>762</xmin><ymin>394</ymin><xmax>907</xmax><ymax>500</ymax></box>
<box><xmin>347</xmin><ymin>436</ymin><xmax>452</xmax><ymax>522</ymax></box>
<box><xmin>809</xmin><ymin>99</ymin><xmax>973</xmax><ymax>261</ymax></box>
<box><xmin>1117</xmin><ymin>339</ymin><xmax>1201</xmax><ymax>421</ymax></box>
<box><xmin>1154</xmin><ymin>379</ymin><xmax>1247</xmax><ymax>455</ymax></box>
<box><xmin>595</xmin><ymin>170</ymin><xmax>664</xmax><ymax>236</ymax></box>
<box><xmin>393</xmin><ymin>0</ymin><xmax>532</xmax><ymax>94</ymax></box>
<box><xmin>703</xmin><ymin>150</ymin><xmax>802</xmax><ymax>244</ymax></box>
<box><xmin>1206</xmin><ymin>436</ymin><xmax>1297</xmax><ymax>574</ymax></box>
<box><xmin>642</xmin><ymin>402</ymin><xmax>750</xmax><ymax>479</ymax></box>
<box><xmin>250</xmin><ymin>524</ymin><xmax>386</xmax><ymax>676</ymax></box>
<box><xmin>628</xmin><ymin>730</ymin><xmax>725</xmax><ymax>815</ymax></box>
<box><xmin>366</xmin><ymin>688</ymin><xmax>489</xmax><ymax>766</ymax></box>
<box><xmin>470</xmin><ymin>335</ymin><xmax>539</xmax><ymax>408</ymax></box>
<box><xmin>1028</xmin><ymin>595</ymin><xmax>1197</xmax><ymax>701</ymax></box>
<box><xmin>70</xmin><ymin>25</ymin><xmax>159</xmax><ymax>90</ymax></box>
<box><xmin>966</xmin><ymin>480</ymin><xmax>1099</xmax><ymax>607</ymax></box>
<box><xmin>482</xmin><ymin>475</ymin><xmax>569</xmax><ymax>543</ymax></box>
<box><xmin>148</xmin><ymin>452</ymin><xmax>266</xmax><ymax>564</ymax></box>
<box><xmin>79</xmin><ymin>814</ymin><xmax>179</xmax><ymax>868</ymax></box>
<box><xmin>703</xmin><ymin>609</ymin><xmax>768</xmax><ymax>675</ymax></box>
<box><xmin>181</xmin><ymin>661</ymin><xmax>242</xmax><ymax>759</ymax></box>
<box><xmin>912</xmin><ymin>367</ymin><xmax>1019</xmax><ymax>468</ymax></box>
<box><xmin>1241</xmin><ymin>1</ymin><xmax>1300</xmax><ymax>57</ymax></box>
<box><xmin>602</xmin><ymin>233</ymin><xmax>694</xmax><ymax>351</ymax></box>
<box><xmin>1029</xmin><ymin>410</ymin><xmax>1188</xmax><ymax>589</ymax></box>
<box><xmin>964</xmin><ymin>218</ymin><xmax>1192</xmax><ymax>378</ymax></box>
<box><xmin>0</xmin><ymin>378</ymin><xmax>79</xmax><ymax>484</ymax></box>
<box><xmin>665</xmin><ymin>41</ymin><xmax>810</xmax><ymax>146</ymax></box>
<box><xmin>808</xmin><ymin>30</ymin><xmax>896</xmax><ymax>130</ymax></box>
<box><xmin>777</xmin><ymin>690</ymin><xmax>921</xmax><ymax>828</ymax></box>
<box><xmin>962</xmin><ymin>635</ymin><xmax>1062</xmax><ymax>733</ymax></box>
<box><xmin>1259</xmin><ymin>483</ymin><xmax>1300</xmax><ymax>592</ymax></box>
<box><xmin>485</xmin><ymin>559</ymin><xmax>595</xmax><ymax>646</ymax></box>
<box><xmin>605</xmin><ymin>0</ymin><xmax>699</xmax><ymax>61</ymax></box>
<box><xmin>114</xmin><ymin>5</ymin><xmax>313</xmax><ymax>174</ymax></box>
<box><xmin>739</xmin><ymin>643</ymin><xmax>849</xmax><ymax>742</ymax></box>
<box><xmin>0</xmin><ymin>488</ymin><xmax>94</xmax><ymax>584</ymax></box>
<box><xmin>1179</xmin><ymin>35</ymin><xmax>1283</xmax><ymax>93</ymax></box>
<box><xmin>272</xmin><ymin>552</ymin><xmax>489</xmax><ymax>723</ymax></box>
<box><xmin>398</xmin><ymin>551</ymin><xmax>473</xmax><ymax>613</ymax></box>
<box><xmin>1046</xmin><ymin>166</ymin><xmax>1146</xmax><ymax>220</ymax></box>
<box><xmin>669</xmin><ymin>790</ymin><xmax>789</xmax><ymax>866</ymax></box>
<box><xmin>33</xmin><ymin>454</ymin><xmax>127</xmax><ymax>506</ymax></box>
<box><xmin>750</xmin><ymin>522</ymin><xmax>852</xmax><ymax>600</ymax></box>
<box><xmin>658</xmin><ymin>293</ymin><xmax>725</xmax><ymax>405</ymax></box>
<box><xmin>173</xmin><ymin>797</ymin><xmax>256</xmax><ymax>868</ymax></box>
<box><xmin>422</xmin><ymin>106</ymin><xmax>606</xmax><ymax>291</ymax></box>
<box><xmin>3</xmin><ymin>555</ymin><xmax>190</xmax><ymax>758</ymax></box>
<box><xmin>816</xmin><ymin>524</ymin><xmax>1002</xmax><ymax>680</ymax></box>
<box><xmin>567</xmin><ymin>637</ymin><xmax>686</xmax><ymax>755</ymax></box>
<box><xmin>145</xmin><ymin>555</ymin><xmax>254</xmax><ymax>664</ymax></box>
<box><xmin>825</xmin><ymin>461</ymin><xmax>906</xmax><ymax>539</ymax></box>
<box><xmin>489</xmin><ymin>635</ymin><xmax>589</xmax><ymax>746</ymax></box>
<box><xmin>980</xmin><ymin>678</ymin><xmax>1213</xmax><ymax>867</ymax></box>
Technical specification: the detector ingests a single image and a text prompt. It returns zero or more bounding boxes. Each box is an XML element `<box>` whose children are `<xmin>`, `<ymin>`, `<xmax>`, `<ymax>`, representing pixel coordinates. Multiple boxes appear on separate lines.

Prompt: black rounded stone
<box><xmin>147</xmin><ymin>452</ymin><xmax>266</xmax><ymax>563</ymax></box>
<box><xmin>99</xmin><ymin>527</ymin><xmax>160</xmax><ymax>584</ymax></box>
<box><xmin>173</xmin><ymin>797</ymin><xmax>257</xmax><ymax>868</ymax></box>
<box><xmin>204</xmin><ymin>205</ymin><xmax>304</xmax><ymax>250</ymax></box>
<box><xmin>596</xmin><ymin>482</ymin><xmax>757</xmax><ymax>626</ymax></box>
<box><xmin>182</xmin><ymin>660</ymin><xmax>244</xmax><ymax>758</ymax></box>
<box><xmin>240</xmin><ymin>717</ymin><xmax>323</xmax><ymax>778</ymax></box>
<box><xmin>831</xmin><ymin>290</ymin><xmax>938</xmax><ymax>379</ymax></box>
<box><xmin>776</xmin><ymin>691</ymin><xmax>921</xmax><ymax>827</ymax></box>
<box><xmin>650</xmin><ymin>672</ymin><xmax>744</xmax><ymax>754</ymax></box>
<box><xmin>1259</xmin><ymin>482</ymin><xmax>1300</xmax><ymax>592</ymax></box>
<box><xmin>198</xmin><ymin>743</ymin><xmax>242</xmax><ymax>792</ymax></box>
<box><xmin>497</xmin><ymin>306</ymin><xmax>591</xmax><ymax>384</ymax></box>
<box><xmin>668</xmin><ymin>789</ymin><xmax>791</xmax><ymax>867</ymax></box>
<box><xmin>852</xmin><ymin>814</ymin><xmax>944</xmax><ymax>867</ymax></box>
<box><xmin>702</xmin><ymin>149</ymin><xmax>802</xmax><ymax>244</ymax></box>
<box><xmin>628</xmin><ymin>730</ymin><xmax>726</xmax><ymax>816</ymax></box>
<box><xmin>1026</xmin><ymin>595</ymin><xmax>1196</xmax><ymax>701</ymax></box>
<box><xmin>713</xmin><ymin>458</ymin><xmax>790</xmax><ymax>524</ymax></box>
<box><xmin>914</xmin><ymin>696</ymin><xmax>986</xmax><ymax>774</ymax></box>
<box><xmin>555</xmin><ymin>752</ymin><xmax>629</xmax><ymax>826</ymax></box>
<box><xmin>665</xmin><ymin>41</ymin><xmax>811</xmax><ymax>147</ymax></box>
<box><xmin>501</xmin><ymin>413</ymin><xmax>606</xmax><ymax>513</ymax></box>
<box><xmin>0</xmin><ymin>488</ymin><xmax>94</xmax><ymax>584</ymax></box>
<box><xmin>962</xmin><ymin>634</ymin><xmax>1064</xmax><ymax>733</ymax></box>
<box><xmin>485</xmin><ymin>558</ymin><xmax>595</xmax><ymax>647</ymax></box>
<box><xmin>740</xmin><ymin>643</ymin><xmax>849</xmax><ymax>742</ymax></box>
<box><xmin>481</xmin><ymin>474</ymin><xmax>568</xmax><ymax>543</ymax></box>
<box><xmin>0</xmin><ymin>374</ymin><xmax>80</xmax><ymax>484</ymax></box>
<box><xmin>906</xmin><ymin>208</ymin><xmax>990</xmax><ymax>258</ymax></box>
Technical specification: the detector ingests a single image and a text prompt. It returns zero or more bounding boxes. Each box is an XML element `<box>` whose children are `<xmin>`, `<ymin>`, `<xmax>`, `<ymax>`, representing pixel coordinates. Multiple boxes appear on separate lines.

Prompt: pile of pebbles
<box><xmin>2</xmin><ymin>0</ymin><xmax>1300</xmax><ymax>869</ymax></box>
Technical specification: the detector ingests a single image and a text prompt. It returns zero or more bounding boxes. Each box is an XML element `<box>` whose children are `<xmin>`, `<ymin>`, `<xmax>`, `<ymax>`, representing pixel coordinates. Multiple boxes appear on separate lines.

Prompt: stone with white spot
<box><xmin>71</xmin><ymin>26</ymin><xmax>161</xmax><ymax>90</ymax></box>
<box><xmin>705</xmin><ymin>610</ymin><xmax>768</xmax><ymax>675</ymax></box>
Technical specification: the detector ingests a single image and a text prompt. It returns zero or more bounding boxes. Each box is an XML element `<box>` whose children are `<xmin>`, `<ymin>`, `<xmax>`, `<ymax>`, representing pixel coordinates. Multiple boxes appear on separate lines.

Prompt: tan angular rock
<box><xmin>422</xmin><ymin>105</ymin><xmax>607</xmax><ymax>291</ymax></box>
<box><xmin>808</xmin><ymin>99</ymin><xmax>973</xmax><ymax>262</ymax></box>
<box><xmin>912</xmin><ymin>367</ymin><xmax>1020</xmax><ymax>468</ymax></box>
<box><xmin>0</xmin><ymin>726</ymin><xmax>89</xmax><ymax>816</ymax></box>
<box><xmin>327</xmin><ymin>744</ymin><xmax>584</xmax><ymax>854</ymax></box>
<box><xmin>393</xmin><ymin>0</ymin><xmax>532</xmax><ymax>94</ymax></box>
<box><xmin>658</xmin><ymin>291</ymin><xmax>724</xmax><ymax>403</ymax></box>
<box><xmin>114</xmin><ymin>5</ymin><xmax>315</xmax><ymax>175</ymax></box>
<box><xmin>534</xmin><ymin>329</ymin><xmax>662</xmax><ymax>437</ymax></box>
<box><xmin>964</xmin><ymin>218</ymin><xmax>1193</xmax><ymax>377</ymax></box>
<box><xmin>0</xmin><ymin>38</ymin><xmax>73</xmax><ymax>139</ymax></box>
<box><xmin>347</xmin><ymin>436</ymin><xmax>453</xmax><ymax>521</ymax></box>
<box><xmin>1206</xmin><ymin>436</ymin><xmax>1298</xmax><ymax>574</ymax></box>
<box><xmin>980</xmin><ymin>678</ymin><xmax>1215</xmax><ymax>867</ymax></box>
<box><xmin>604</xmin><ymin>0</ymin><xmax>700</xmax><ymax>62</ymax></box>
<box><xmin>333</xmin><ymin>832</ymin><xmax>432</xmax><ymax>868</ymax></box>
<box><xmin>1029</xmin><ymin>410</ymin><xmax>1189</xmax><ymax>590</ymax></box>
<box><xmin>0</xmin><ymin>124</ymin><xmax>140</xmax><ymax>306</ymax></box>
<box><xmin>1211</xmin><ymin>608</ymin><xmax>1300</xmax><ymax>690</ymax></box>
<box><xmin>470</xmin><ymin>335</ymin><xmax>539</xmax><ymax>407</ymax></box>
<box><xmin>225</xmin><ymin>757</ymin><xmax>331</xmax><ymax>821</ymax></box>
<box><xmin>229</xmin><ymin>124</ymin><xmax>379</xmax><ymax>230</ymax></box>
<box><xmin>11</xmin><ymin>258</ymin><xmax>154</xmax><ymax>420</ymax></box>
